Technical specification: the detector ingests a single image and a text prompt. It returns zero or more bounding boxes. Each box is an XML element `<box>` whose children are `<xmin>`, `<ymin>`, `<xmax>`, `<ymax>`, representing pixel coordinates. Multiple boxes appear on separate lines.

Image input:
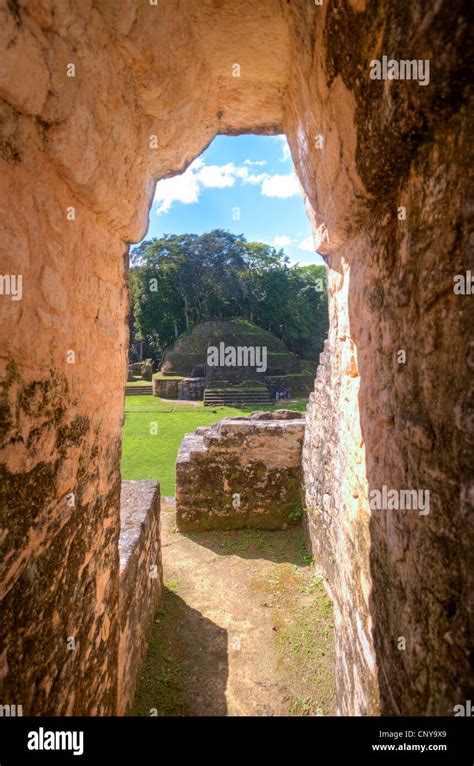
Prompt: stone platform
<box><xmin>176</xmin><ymin>411</ymin><xmax>305</xmax><ymax>531</ymax></box>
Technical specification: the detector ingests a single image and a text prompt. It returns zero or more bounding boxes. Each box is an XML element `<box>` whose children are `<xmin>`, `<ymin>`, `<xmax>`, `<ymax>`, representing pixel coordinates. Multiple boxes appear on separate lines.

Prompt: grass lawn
<box><xmin>125</xmin><ymin>380</ymin><xmax>153</xmax><ymax>386</ymax></box>
<box><xmin>120</xmin><ymin>395</ymin><xmax>308</xmax><ymax>496</ymax></box>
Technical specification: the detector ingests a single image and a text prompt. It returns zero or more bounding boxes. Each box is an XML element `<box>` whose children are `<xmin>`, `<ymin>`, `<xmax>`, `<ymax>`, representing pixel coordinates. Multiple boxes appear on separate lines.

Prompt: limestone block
<box><xmin>118</xmin><ymin>480</ymin><xmax>162</xmax><ymax>715</ymax></box>
<box><xmin>176</xmin><ymin>412</ymin><xmax>305</xmax><ymax>531</ymax></box>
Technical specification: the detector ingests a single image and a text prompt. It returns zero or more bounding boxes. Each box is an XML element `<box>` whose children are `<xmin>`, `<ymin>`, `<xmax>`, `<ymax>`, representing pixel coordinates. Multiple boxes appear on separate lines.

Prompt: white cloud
<box><xmin>298</xmin><ymin>235</ymin><xmax>315</xmax><ymax>252</ymax></box>
<box><xmin>281</xmin><ymin>143</ymin><xmax>291</xmax><ymax>162</ymax></box>
<box><xmin>154</xmin><ymin>155</ymin><xmax>300</xmax><ymax>214</ymax></box>
<box><xmin>274</xmin><ymin>235</ymin><xmax>292</xmax><ymax>247</ymax></box>
<box><xmin>189</xmin><ymin>157</ymin><xmax>205</xmax><ymax>171</ymax></box>
<box><xmin>154</xmin><ymin>160</ymin><xmax>236</xmax><ymax>214</ymax></box>
<box><xmin>275</xmin><ymin>135</ymin><xmax>291</xmax><ymax>162</ymax></box>
<box><xmin>244</xmin><ymin>159</ymin><xmax>267</xmax><ymax>166</ymax></box>
<box><xmin>154</xmin><ymin>167</ymin><xmax>200</xmax><ymax>214</ymax></box>
<box><xmin>197</xmin><ymin>162</ymin><xmax>237</xmax><ymax>189</ymax></box>
<box><xmin>261</xmin><ymin>173</ymin><xmax>300</xmax><ymax>198</ymax></box>
<box><xmin>239</xmin><ymin>168</ymin><xmax>270</xmax><ymax>186</ymax></box>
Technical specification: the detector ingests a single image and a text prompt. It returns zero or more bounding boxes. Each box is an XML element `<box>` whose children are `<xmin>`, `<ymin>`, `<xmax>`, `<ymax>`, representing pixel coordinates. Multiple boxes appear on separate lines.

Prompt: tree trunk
<box><xmin>184</xmin><ymin>296</ymin><xmax>190</xmax><ymax>330</ymax></box>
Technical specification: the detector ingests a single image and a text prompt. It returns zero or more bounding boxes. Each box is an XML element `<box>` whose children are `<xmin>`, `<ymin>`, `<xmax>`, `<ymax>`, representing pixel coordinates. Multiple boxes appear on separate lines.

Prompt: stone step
<box><xmin>204</xmin><ymin>399</ymin><xmax>272</xmax><ymax>406</ymax></box>
<box><xmin>176</xmin><ymin>432</ymin><xmax>207</xmax><ymax>464</ymax></box>
<box><xmin>204</xmin><ymin>390</ymin><xmax>272</xmax><ymax>406</ymax></box>
<box><xmin>204</xmin><ymin>394</ymin><xmax>272</xmax><ymax>399</ymax></box>
<box><xmin>125</xmin><ymin>386</ymin><xmax>153</xmax><ymax>395</ymax></box>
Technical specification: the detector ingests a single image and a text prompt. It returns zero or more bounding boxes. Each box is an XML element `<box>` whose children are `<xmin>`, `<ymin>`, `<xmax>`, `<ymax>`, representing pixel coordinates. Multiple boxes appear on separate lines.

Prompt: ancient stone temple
<box><xmin>0</xmin><ymin>0</ymin><xmax>471</xmax><ymax>717</ymax></box>
<box><xmin>153</xmin><ymin>318</ymin><xmax>315</xmax><ymax>404</ymax></box>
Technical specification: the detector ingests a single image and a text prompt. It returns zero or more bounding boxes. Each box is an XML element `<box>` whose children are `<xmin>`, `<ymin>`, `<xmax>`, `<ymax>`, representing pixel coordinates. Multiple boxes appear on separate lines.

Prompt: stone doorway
<box><xmin>0</xmin><ymin>0</ymin><xmax>471</xmax><ymax>716</ymax></box>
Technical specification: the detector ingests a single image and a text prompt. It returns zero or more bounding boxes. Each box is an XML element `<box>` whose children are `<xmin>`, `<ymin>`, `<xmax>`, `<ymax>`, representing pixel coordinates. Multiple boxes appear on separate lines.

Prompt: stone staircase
<box><xmin>125</xmin><ymin>384</ymin><xmax>153</xmax><ymax>396</ymax></box>
<box><xmin>203</xmin><ymin>385</ymin><xmax>272</xmax><ymax>407</ymax></box>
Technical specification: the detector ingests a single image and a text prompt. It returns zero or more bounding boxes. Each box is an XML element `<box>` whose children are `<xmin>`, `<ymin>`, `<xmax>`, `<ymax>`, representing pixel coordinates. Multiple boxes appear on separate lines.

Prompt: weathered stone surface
<box><xmin>178</xmin><ymin>377</ymin><xmax>206</xmax><ymax>401</ymax></box>
<box><xmin>176</xmin><ymin>412</ymin><xmax>305</xmax><ymax>531</ymax></box>
<box><xmin>298</xmin><ymin>0</ymin><xmax>473</xmax><ymax>713</ymax></box>
<box><xmin>0</xmin><ymin>0</ymin><xmax>471</xmax><ymax>717</ymax></box>
<box><xmin>0</xmin><ymin>365</ymin><xmax>122</xmax><ymax>715</ymax></box>
<box><xmin>140</xmin><ymin>363</ymin><xmax>153</xmax><ymax>382</ymax></box>
<box><xmin>152</xmin><ymin>376</ymin><xmax>181</xmax><ymax>400</ymax></box>
<box><xmin>118</xmin><ymin>480</ymin><xmax>162</xmax><ymax>716</ymax></box>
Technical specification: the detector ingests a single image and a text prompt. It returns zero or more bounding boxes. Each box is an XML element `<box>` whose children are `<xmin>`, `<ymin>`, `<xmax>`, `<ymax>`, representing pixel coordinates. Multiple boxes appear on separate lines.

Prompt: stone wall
<box><xmin>118</xmin><ymin>481</ymin><xmax>162</xmax><ymax>716</ymax></box>
<box><xmin>294</xmin><ymin>2</ymin><xmax>473</xmax><ymax>716</ymax></box>
<box><xmin>176</xmin><ymin>412</ymin><xmax>305</xmax><ymax>531</ymax></box>
<box><xmin>267</xmin><ymin>374</ymin><xmax>314</xmax><ymax>398</ymax></box>
<box><xmin>178</xmin><ymin>378</ymin><xmax>206</xmax><ymax>401</ymax></box>
<box><xmin>0</xmin><ymin>0</ymin><xmax>291</xmax><ymax>714</ymax></box>
<box><xmin>302</xmin><ymin>341</ymin><xmax>337</xmax><ymax>584</ymax></box>
<box><xmin>152</xmin><ymin>376</ymin><xmax>180</xmax><ymax>400</ymax></box>
<box><xmin>303</xmin><ymin>337</ymin><xmax>379</xmax><ymax>713</ymax></box>
<box><xmin>0</xmin><ymin>0</ymin><xmax>471</xmax><ymax>716</ymax></box>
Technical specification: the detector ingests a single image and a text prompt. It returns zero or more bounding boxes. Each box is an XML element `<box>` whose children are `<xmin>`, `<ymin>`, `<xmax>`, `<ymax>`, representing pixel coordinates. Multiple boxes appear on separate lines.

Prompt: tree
<box><xmin>128</xmin><ymin>231</ymin><xmax>328</xmax><ymax>364</ymax></box>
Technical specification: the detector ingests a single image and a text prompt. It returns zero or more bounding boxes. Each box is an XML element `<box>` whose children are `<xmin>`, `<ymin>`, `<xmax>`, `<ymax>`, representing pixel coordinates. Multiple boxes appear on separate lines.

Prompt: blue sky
<box><xmin>144</xmin><ymin>135</ymin><xmax>324</xmax><ymax>266</ymax></box>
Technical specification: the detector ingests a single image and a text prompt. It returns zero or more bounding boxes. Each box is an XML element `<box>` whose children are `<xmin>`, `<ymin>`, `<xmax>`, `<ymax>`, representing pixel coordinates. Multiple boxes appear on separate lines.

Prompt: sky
<box><xmin>144</xmin><ymin>134</ymin><xmax>324</xmax><ymax>266</ymax></box>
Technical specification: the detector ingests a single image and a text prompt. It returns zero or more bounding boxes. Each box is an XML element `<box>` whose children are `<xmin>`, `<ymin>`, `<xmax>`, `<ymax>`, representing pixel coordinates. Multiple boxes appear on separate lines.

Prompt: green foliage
<box><xmin>288</xmin><ymin>505</ymin><xmax>303</xmax><ymax>522</ymax></box>
<box><xmin>120</xmin><ymin>395</ymin><xmax>308</xmax><ymax>495</ymax></box>
<box><xmin>128</xmin><ymin>230</ymin><xmax>328</xmax><ymax>364</ymax></box>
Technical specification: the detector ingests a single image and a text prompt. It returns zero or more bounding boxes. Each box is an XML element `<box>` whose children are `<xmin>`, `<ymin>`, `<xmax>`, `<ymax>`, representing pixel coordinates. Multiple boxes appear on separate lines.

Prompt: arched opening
<box><xmin>120</xmin><ymin>133</ymin><xmax>333</xmax><ymax>716</ymax></box>
<box><xmin>0</xmin><ymin>0</ymin><xmax>470</xmax><ymax>720</ymax></box>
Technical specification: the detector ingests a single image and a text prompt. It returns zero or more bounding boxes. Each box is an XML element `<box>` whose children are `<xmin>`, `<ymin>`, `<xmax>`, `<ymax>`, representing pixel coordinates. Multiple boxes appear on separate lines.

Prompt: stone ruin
<box><xmin>128</xmin><ymin>359</ymin><xmax>153</xmax><ymax>382</ymax></box>
<box><xmin>153</xmin><ymin>318</ymin><xmax>314</xmax><ymax>405</ymax></box>
<box><xmin>0</xmin><ymin>0</ymin><xmax>471</xmax><ymax>717</ymax></box>
<box><xmin>118</xmin><ymin>481</ymin><xmax>161</xmax><ymax>714</ymax></box>
<box><xmin>176</xmin><ymin>411</ymin><xmax>305</xmax><ymax>531</ymax></box>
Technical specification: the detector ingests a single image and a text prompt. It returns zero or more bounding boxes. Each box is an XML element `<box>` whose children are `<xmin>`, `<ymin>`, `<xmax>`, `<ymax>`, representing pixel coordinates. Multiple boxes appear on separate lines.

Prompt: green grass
<box><xmin>126</xmin><ymin>379</ymin><xmax>153</xmax><ymax>386</ymax></box>
<box><xmin>120</xmin><ymin>395</ymin><xmax>308</xmax><ymax>495</ymax></box>
<box><xmin>164</xmin><ymin>578</ymin><xmax>180</xmax><ymax>592</ymax></box>
<box><xmin>152</xmin><ymin>372</ymin><xmax>184</xmax><ymax>381</ymax></box>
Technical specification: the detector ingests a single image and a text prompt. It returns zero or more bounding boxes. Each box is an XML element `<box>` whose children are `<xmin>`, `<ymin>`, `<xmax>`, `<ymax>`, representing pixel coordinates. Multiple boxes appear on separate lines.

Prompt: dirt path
<box><xmin>132</xmin><ymin>506</ymin><xmax>335</xmax><ymax>717</ymax></box>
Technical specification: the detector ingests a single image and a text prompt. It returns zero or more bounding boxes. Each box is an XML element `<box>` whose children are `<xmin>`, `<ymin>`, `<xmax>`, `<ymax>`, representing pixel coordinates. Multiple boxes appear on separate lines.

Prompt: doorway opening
<box><xmin>120</xmin><ymin>134</ymin><xmax>334</xmax><ymax>716</ymax></box>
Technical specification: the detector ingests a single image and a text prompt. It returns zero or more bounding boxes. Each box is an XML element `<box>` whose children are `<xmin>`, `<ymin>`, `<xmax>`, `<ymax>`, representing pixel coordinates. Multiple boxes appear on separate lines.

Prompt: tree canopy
<box><xmin>129</xmin><ymin>229</ymin><xmax>328</xmax><ymax>364</ymax></box>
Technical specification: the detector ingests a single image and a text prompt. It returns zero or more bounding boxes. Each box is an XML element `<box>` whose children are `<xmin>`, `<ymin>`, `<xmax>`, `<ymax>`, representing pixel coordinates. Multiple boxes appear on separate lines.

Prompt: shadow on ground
<box><xmin>131</xmin><ymin>587</ymin><xmax>228</xmax><ymax>716</ymax></box>
<box><xmin>183</xmin><ymin>524</ymin><xmax>313</xmax><ymax>566</ymax></box>
<box><xmin>132</xmin><ymin>514</ymin><xmax>334</xmax><ymax>716</ymax></box>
